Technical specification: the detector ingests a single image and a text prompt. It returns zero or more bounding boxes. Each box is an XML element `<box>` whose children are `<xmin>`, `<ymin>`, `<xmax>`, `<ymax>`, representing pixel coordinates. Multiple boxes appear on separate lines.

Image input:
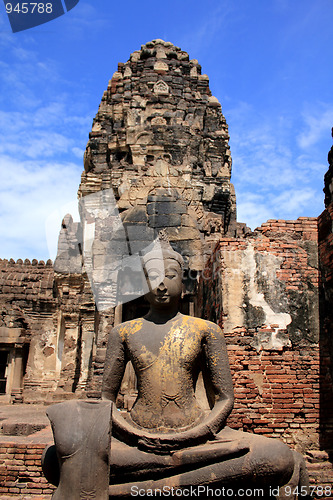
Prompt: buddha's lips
<box><xmin>156</xmin><ymin>295</ymin><xmax>169</xmax><ymax>301</ymax></box>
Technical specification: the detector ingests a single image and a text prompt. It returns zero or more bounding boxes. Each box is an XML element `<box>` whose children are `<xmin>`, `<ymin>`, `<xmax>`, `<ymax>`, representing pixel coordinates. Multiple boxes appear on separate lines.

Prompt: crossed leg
<box><xmin>109</xmin><ymin>427</ymin><xmax>303</xmax><ymax>497</ymax></box>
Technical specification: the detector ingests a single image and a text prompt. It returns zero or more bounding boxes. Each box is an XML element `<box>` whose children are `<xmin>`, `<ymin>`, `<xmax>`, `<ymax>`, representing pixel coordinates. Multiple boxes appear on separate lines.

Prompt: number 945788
<box><xmin>6</xmin><ymin>3</ymin><xmax>53</xmax><ymax>14</ymax></box>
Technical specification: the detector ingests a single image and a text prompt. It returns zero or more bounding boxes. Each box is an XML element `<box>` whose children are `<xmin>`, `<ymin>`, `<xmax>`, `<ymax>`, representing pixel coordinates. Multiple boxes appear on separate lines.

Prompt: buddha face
<box><xmin>144</xmin><ymin>257</ymin><xmax>182</xmax><ymax>309</ymax></box>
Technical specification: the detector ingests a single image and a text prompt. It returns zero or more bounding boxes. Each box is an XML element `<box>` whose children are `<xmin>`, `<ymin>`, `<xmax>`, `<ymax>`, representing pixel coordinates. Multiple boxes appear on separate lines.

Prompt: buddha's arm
<box><xmin>101</xmin><ymin>326</ymin><xmax>167</xmax><ymax>446</ymax></box>
<box><xmin>198</xmin><ymin>321</ymin><xmax>234</xmax><ymax>433</ymax></box>
<box><xmin>101</xmin><ymin>326</ymin><xmax>126</xmax><ymax>402</ymax></box>
<box><xmin>102</xmin><ymin>326</ymin><xmax>140</xmax><ymax>441</ymax></box>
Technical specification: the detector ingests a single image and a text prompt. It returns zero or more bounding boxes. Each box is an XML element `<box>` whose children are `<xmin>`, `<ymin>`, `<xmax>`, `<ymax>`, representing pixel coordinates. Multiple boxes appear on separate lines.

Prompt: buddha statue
<box><xmin>43</xmin><ymin>241</ymin><xmax>310</xmax><ymax>498</ymax></box>
<box><xmin>101</xmin><ymin>242</ymin><xmax>310</xmax><ymax>498</ymax></box>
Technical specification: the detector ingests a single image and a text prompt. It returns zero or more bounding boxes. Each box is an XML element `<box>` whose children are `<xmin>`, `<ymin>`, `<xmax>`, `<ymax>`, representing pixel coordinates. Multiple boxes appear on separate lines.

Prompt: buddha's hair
<box><xmin>142</xmin><ymin>239</ymin><xmax>184</xmax><ymax>269</ymax></box>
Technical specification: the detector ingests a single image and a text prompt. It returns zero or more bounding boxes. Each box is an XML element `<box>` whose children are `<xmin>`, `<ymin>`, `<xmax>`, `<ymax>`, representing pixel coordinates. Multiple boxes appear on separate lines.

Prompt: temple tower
<box><xmin>79</xmin><ymin>39</ymin><xmax>236</xmax><ymax>239</ymax></box>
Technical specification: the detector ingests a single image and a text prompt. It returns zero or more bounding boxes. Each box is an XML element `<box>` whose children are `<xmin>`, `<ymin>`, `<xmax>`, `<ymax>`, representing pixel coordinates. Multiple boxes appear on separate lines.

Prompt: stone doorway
<box><xmin>0</xmin><ymin>349</ymin><xmax>9</xmax><ymax>394</ymax></box>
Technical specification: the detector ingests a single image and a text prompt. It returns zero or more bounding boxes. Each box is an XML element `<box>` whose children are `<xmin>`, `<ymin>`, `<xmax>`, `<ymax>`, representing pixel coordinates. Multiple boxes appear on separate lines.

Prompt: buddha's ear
<box><xmin>181</xmin><ymin>283</ymin><xmax>186</xmax><ymax>298</ymax></box>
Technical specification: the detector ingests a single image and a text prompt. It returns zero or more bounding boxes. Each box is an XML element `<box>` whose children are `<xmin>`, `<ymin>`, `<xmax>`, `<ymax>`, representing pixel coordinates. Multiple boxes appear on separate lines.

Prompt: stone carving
<box><xmin>153</xmin><ymin>79</ymin><xmax>169</xmax><ymax>95</ymax></box>
<box><xmin>154</xmin><ymin>61</ymin><xmax>169</xmax><ymax>72</ymax></box>
<box><xmin>42</xmin><ymin>400</ymin><xmax>112</xmax><ymax>499</ymax></box>
<box><xmin>42</xmin><ymin>241</ymin><xmax>312</xmax><ymax>497</ymax></box>
<box><xmin>151</xmin><ymin>116</ymin><xmax>167</xmax><ymax>125</ymax></box>
<box><xmin>100</xmin><ymin>241</ymin><xmax>311</xmax><ymax>497</ymax></box>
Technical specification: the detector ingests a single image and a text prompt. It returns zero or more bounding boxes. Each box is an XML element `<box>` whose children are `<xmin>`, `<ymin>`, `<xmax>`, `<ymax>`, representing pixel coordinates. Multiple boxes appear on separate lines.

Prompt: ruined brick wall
<box><xmin>200</xmin><ymin>217</ymin><xmax>321</xmax><ymax>453</ymax></box>
<box><xmin>0</xmin><ymin>259</ymin><xmax>57</xmax><ymax>402</ymax></box>
<box><xmin>0</xmin><ymin>258</ymin><xmax>55</xmax><ymax>327</ymax></box>
<box><xmin>0</xmin><ymin>258</ymin><xmax>97</xmax><ymax>403</ymax></box>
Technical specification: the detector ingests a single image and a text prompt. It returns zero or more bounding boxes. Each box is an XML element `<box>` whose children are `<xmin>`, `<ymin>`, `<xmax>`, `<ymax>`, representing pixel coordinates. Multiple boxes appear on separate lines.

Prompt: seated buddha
<box><xmin>101</xmin><ymin>242</ymin><xmax>310</xmax><ymax>498</ymax></box>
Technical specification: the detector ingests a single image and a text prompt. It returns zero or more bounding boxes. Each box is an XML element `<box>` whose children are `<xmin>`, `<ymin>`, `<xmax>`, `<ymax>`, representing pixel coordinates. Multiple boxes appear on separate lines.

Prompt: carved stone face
<box><xmin>144</xmin><ymin>257</ymin><xmax>182</xmax><ymax>309</ymax></box>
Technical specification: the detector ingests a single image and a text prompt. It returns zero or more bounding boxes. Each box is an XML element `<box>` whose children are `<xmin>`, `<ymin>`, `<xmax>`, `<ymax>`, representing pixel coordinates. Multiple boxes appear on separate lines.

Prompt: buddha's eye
<box><xmin>147</xmin><ymin>271</ymin><xmax>163</xmax><ymax>282</ymax></box>
<box><xmin>164</xmin><ymin>267</ymin><xmax>179</xmax><ymax>279</ymax></box>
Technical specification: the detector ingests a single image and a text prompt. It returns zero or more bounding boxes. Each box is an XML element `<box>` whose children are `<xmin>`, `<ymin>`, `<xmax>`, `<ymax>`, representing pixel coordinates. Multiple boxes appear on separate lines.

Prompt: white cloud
<box><xmin>72</xmin><ymin>146</ymin><xmax>84</xmax><ymax>159</ymax></box>
<box><xmin>0</xmin><ymin>155</ymin><xmax>81</xmax><ymax>260</ymax></box>
<box><xmin>298</xmin><ymin>104</ymin><xmax>333</xmax><ymax>149</ymax></box>
<box><xmin>0</xmin><ymin>30</ymin><xmax>96</xmax><ymax>259</ymax></box>
<box><xmin>231</xmin><ymin>121</ymin><xmax>297</xmax><ymax>190</ymax></box>
<box><xmin>273</xmin><ymin>188</ymin><xmax>316</xmax><ymax>214</ymax></box>
<box><xmin>237</xmin><ymin>195</ymin><xmax>272</xmax><ymax>230</ymax></box>
<box><xmin>237</xmin><ymin>188</ymin><xmax>319</xmax><ymax>231</ymax></box>
<box><xmin>56</xmin><ymin>1</ymin><xmax>108</xmax><ymax>39</ymax></box>
<box><xmin>227</xmin><ymin>99</ymin><xmax>329</xmax><ymax>229</ymax></box>
<box><xmin>177</xmin><ymin>2</ymin><xmax>235</xmax><ymax>58</ymax></box>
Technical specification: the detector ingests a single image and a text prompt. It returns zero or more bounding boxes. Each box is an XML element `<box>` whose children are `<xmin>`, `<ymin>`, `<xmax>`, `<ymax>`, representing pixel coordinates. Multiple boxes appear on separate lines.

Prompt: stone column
<box><xmin>77</xmin><ymin>317</ymin><xmax>95</xmax><ymax>391</ymax></box>
<box><xmin>10</xmin><ymin>346</ymin><xmax>24</xmax><ymax>402</ymax></box>
<box><xmin>11</xmin><ymin>346</ymin><xmax>23</xmax><ymax>390</ymax></box>
<box><xmin>57</xmin><ymin>312</ymin><xmax>80</xmax><ymax>393</ymax></box>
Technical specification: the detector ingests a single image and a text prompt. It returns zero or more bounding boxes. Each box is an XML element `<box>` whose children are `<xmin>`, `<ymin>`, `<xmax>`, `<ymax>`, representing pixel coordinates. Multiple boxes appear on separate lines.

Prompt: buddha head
<box><xmin>142</xmin><ymin>240</ymin><xmax>184</xmax><ymax>310</ymax></box>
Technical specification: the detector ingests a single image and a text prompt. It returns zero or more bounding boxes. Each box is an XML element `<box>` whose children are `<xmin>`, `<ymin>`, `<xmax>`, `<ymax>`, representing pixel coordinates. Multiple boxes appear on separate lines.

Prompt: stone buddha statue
<box><xmin>101</xmin><ymin>242</ymin><xmax>310</xmax><ymax>498</ymax></box>
<box><xmin>43</xmin><ymin>241</ymin><xmax>310</xmax><ymax>498</ymax></box>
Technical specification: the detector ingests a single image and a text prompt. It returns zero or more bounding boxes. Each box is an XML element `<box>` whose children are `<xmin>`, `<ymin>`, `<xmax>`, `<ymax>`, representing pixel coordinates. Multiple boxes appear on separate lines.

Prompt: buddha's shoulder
<box><xmin>179</xmin><ymin>314</ymin><xmax>223</xmax><ymax>333</ymax></box>
<box><xmin>113</xmin><ymin>318</ymin><xmax>145</xmax><ymax>338</ymax></box>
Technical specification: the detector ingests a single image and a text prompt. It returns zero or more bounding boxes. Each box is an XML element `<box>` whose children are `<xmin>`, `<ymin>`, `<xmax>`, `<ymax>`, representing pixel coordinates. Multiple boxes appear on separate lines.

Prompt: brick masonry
<box><xmin>199</xmin><ymin>217</ymin><xmax>333</xmax><ymax>490</ymax></box>
<box><xmin>0</xmin><ymin>443</ymin><xmax>54</xmax><ymax>498</ymax></box>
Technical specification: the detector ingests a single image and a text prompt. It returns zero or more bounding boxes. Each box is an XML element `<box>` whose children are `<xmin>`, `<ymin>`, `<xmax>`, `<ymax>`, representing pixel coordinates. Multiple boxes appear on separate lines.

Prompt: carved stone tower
<box><xmin>79</xmin><ymin>39</ymin><xmax>236</xmax><ymax>241</ymax></box>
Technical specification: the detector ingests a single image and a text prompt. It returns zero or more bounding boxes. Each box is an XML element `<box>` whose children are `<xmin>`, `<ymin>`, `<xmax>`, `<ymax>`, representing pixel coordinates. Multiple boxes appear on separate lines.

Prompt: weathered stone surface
<box><xmin>43</xmin><ymin>400</ymin><xmax>112</xmax><ymax>499</ymax></box>
<box><xmin>79</xmin><ymin>39</ymin><xmax>236</xmax><ymax>239</ymax></box>
<box><xmin>197</xmin><ymin>217</ymin><xmax>323</xmax><ymax>456</ymax></box>
<box><xmin>146</xmin><ymin>200</ymin><xmax>187</xmax><ymax>215</ymax></box>
<box><xmin>148</xmin><ymin>213</ymin><xmax>182</xmax><ymax>227</ymax></box>
<box><xmin>324</xmin><ymin>128</ymin><xmax>333</xmax><ymax>207</ymax></box>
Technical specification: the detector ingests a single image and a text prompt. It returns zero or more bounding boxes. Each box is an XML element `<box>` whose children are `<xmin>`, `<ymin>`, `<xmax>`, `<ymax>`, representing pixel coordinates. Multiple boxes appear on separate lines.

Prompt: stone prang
<box><xmin>80</xmin><ymin>39</ymin><xmax>236</xmax><ymax>236</ymax></box>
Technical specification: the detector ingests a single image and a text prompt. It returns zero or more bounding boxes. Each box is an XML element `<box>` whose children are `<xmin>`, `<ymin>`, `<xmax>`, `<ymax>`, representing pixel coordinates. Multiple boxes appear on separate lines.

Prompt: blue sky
<box><xmin>0</xmin><ymin>0</ymin><xmax>333</xmax><ymax>260</ymax></box>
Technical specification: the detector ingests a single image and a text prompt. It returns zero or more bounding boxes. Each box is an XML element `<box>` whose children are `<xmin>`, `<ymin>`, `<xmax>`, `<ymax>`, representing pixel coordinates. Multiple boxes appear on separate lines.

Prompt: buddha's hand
<box><xmin>138</xmin><ymin>434</ymin><xmax>181</xmax><ymax>454</ymax></box>
<box><xmin>137</xmin><ymin>425</ymin><xmax>215</xmax><ymax>455</ymax></box>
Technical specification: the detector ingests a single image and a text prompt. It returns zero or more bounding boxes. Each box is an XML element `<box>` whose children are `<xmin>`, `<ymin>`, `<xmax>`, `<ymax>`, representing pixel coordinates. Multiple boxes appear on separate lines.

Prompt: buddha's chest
<box><xmin>125</xmin><ymin>323</ymin><xmax>203</xmax><ymax>373</ymax></box>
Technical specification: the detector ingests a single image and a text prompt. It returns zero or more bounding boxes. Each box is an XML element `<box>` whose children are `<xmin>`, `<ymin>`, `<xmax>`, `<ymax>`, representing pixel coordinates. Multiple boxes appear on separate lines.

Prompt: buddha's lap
<box><xmin>110</xmin><ymin>426</ymin><xmax>293</xmax><ymax>474</ymax></box>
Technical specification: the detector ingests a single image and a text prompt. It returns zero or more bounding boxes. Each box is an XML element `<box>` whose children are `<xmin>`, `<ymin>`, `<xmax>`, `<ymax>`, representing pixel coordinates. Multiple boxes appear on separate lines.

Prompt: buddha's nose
<box><xmin>157</xmin><ymin>281</ymin><xmax>167</xmax><ymax>291</ymax></box>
